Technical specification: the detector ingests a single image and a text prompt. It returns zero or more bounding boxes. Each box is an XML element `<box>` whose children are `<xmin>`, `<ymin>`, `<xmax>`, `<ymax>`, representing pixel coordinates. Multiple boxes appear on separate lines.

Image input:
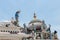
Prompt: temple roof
<box><xmin>29</xmin><ymin>13</ymin><xmax>42</xmax><ymax>24</ymax></box>
<box><xmin>29</xmin><ymin>19</ymin><xmax>42</xmax><ymax>24</ymax></box>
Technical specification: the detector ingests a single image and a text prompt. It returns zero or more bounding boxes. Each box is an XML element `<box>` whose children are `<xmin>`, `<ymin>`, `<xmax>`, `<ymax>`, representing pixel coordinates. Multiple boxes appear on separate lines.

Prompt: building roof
<box><xmin>29</xmin><ymin>19</ymin><xmax>42</xmax><ymax>24</ymax></box>
<box><xmin>29</xmin><ymin>13</ymin><xmax>42</xmax><ymax>24</ymax></box>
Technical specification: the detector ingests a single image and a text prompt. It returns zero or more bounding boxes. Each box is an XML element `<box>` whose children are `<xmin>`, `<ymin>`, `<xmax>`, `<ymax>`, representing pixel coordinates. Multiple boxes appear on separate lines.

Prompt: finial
<box><xmin>34</xmin><ymin>12</ymin><xmax>36</xmax><ymax>19</ymax></box>
<box><xmin>49</xmin><ymin>24</ymin><xmax>51</xmax><ymax>27</ymax></box>
<box><xmin>42</xmin><ymin>20</ymin><xmax>45</xmax><ymax>24</ymax></box>
<box><xmin>54</xmin><ymin>30</ymin><xmax>57</xmax><ymax>34</ymax></box>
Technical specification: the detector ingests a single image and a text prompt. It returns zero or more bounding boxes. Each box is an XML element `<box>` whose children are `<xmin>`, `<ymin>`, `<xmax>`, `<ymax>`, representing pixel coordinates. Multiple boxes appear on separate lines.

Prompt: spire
<box><xmin>49</xmin><ymin>24</ymin><xmax>51</xmax><ymax>27</ymax></box>
<box><xmin>33</xmin><ymin>12</ymin><xmax>37</xmax><ymax>19</ymax></box>
<box><xmin>49</xmin><ymin>24</ymin><xmax>52</xmax><ymax>40</ymax></box>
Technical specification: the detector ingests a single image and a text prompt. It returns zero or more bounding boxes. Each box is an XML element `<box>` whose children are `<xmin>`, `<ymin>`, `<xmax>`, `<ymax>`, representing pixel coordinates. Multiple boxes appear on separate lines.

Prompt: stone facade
<box><xmin>0</xmin><ymin>12</ymin><xmax>59</xmax><ymax>40</ymax></box>
<box><xmin>23</xmin><ymin>13</ymin><xmax>58</xmax><ymax>40</ymax></box>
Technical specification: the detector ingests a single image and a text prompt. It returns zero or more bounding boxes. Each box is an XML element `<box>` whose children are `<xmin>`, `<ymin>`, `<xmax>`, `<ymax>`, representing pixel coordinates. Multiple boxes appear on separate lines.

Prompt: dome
<box><xmin>29</xmin><ymin>13</ymin><xmax>42</xmax><ymax>24</ymax></box>
<box><xmin>28</xmin><ymin>13</ymin><xmax>43</xmax><ymax>30</ymax></box>
<box><xmin>29</xmin><ymin>19</ymin><xmax>42</xmax><ymax>24</ymax></box>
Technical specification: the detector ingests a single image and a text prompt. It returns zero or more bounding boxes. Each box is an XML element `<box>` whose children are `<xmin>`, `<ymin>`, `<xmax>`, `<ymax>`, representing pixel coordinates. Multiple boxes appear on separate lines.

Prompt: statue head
<box><xmin>16</xmin><ymin>11</ymin><xmax>20</xmax><ymax>14</ymax></box>
<box><xmin>54</xmin><ymin>30</ymin><xmax>57</xmax><ymax>34</ymax></box>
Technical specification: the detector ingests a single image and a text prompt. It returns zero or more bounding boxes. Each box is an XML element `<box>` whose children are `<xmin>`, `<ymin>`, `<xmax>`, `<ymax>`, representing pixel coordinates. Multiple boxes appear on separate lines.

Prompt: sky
<box><xmin>0</xmin><ymin>0</ymin><xmax>60</xmax><ymax>39</ymax></box>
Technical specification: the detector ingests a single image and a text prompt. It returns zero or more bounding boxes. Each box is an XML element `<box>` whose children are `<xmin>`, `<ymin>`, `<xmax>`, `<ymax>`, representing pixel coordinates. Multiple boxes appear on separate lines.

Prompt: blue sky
<box><xmin>0</xmin><ymin>0</ymin><xmax>60</xmax><ymax>39</ymax></box>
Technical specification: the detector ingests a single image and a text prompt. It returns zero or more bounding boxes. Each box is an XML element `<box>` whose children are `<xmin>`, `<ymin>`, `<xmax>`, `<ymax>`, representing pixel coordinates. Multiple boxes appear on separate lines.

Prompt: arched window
<box><xmin>5</xmin><ymin>24</ymin><xmax>10</xmax><ymax>27</ymax></box>
<box><xmin>3</xmin><ymin>30</ymin><xmax>5</xmax><ymax>32</ymax></box>
<box><xmin>36</xmin><ymin>26</ymin><xmax>42</xmax><ymax>32</ymax></box>
<box><xmin>8</xmin><ymin>31</ymin><xmax>10</xmax><ymax>32</ymax></box>
<box><xmin>6</xmin><ymin>30</ymin><xmax>7</xmax><ymax>32</ymax></box>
